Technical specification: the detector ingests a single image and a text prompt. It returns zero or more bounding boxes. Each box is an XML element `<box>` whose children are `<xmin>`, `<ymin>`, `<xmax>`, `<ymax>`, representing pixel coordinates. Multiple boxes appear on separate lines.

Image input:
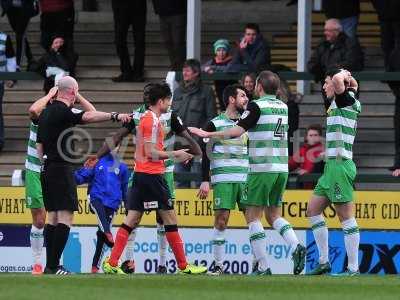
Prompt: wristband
<box><xmin>110</xmin><ymin>112</ymin><xmax>120</xmax><ymax>122</ymax></box>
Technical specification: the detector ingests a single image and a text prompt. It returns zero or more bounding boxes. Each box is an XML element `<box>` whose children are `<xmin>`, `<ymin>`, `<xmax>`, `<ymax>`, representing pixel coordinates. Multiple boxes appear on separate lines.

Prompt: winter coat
<box><xmin>229</xmin><ymin>34</ymin><xmax>271</xmax><ymax>72</ymax></box>
<box><xmin>307</xmin><ymin>32</ymin><xmax>364</xmax><ymax>82</ymax></box>
<box><xmin>172</xmin><ymin>79</ymin><xmax>217</xmax><ymax>130</ymax></box>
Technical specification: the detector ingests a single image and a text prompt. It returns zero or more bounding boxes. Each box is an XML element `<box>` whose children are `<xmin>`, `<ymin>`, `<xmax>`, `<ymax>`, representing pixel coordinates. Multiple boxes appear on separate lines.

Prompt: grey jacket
<box><xmin>172</xmin><ymin>79</ymin><xmax>217</xmax><ymax>129</ymax></box>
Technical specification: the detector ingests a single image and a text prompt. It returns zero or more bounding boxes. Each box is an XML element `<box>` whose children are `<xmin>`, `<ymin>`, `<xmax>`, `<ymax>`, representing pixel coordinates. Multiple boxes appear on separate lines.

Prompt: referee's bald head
<box><xmin>57</xmin><ymin>76</ymin><xmax>79</xmax><ymax>103</ymax></box>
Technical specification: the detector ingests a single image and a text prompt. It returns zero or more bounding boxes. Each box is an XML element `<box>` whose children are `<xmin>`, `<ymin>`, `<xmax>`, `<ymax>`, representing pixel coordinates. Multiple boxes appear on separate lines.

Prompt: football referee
<box><xmin>36</xmin><ymin>76</ymin><xmax>131</xmax><ymax>275</ymax></box>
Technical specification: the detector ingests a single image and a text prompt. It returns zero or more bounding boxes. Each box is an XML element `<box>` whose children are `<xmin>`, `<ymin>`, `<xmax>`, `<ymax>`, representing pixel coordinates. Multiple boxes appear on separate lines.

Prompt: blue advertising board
<box><xmin>306</xmin><ymin>230</ymin><xmax>400</xmax><ymax>274</ymax></box>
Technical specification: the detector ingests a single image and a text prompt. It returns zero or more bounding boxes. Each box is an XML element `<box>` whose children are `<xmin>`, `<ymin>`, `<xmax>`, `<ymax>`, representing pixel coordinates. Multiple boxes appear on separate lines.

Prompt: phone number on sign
<box><xmin>143</xmin><ymin>259</ymin><xmax>251</xmax><ymax>274</ymax></box>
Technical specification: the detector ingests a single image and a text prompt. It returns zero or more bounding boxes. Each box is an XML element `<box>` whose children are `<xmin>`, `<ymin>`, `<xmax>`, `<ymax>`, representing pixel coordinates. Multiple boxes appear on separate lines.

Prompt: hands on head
<box><xmin>392</xmin><ymin>169</ymin><xmax>400</xmax><ymax>177</ymax></box>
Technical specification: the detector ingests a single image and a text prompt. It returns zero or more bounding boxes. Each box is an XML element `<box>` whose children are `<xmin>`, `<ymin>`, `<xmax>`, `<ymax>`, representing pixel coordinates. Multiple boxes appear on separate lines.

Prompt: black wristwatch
<box><xmin>110</xmin><ymin>112</ymin><xmax>120</xmax><ymax>122</ymax></box>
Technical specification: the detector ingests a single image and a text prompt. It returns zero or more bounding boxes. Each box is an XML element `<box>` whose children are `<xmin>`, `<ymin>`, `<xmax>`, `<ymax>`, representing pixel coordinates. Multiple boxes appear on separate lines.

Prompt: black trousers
<box><xmin>159</xmin><ymin>14</ymin><xmax>186</xmax><ymax>71</ymax></box>
<box><xmin>379</xmin><ymin>20</ymin><xmax>400</xmax><ymax>70</ymax></box>
<box><xmin>378</xmin><ymin>20</ymin><xmax>400</xmax><ymax>166</ymax></box>
<box><xmin>6</xmin><ymin>7</ymin><xmax>33</xmax><ymax>67</ymax></box>
<box><xmin>112</xmin><ymin>1</ymin><xmax>146</xmax><ymax>76</ymax></box>
<box><xmin>40</xmin><ymin>6</ymin><xmax>75</xmax><ymax>51</ymax></box>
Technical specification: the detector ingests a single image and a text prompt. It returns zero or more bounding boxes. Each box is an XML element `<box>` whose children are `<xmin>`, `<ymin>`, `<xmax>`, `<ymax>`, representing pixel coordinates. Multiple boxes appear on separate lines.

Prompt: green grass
<box><xmin>0</xmin><ymin>274</ymin><xmax>399</xmax><ymax>300</ymax></box>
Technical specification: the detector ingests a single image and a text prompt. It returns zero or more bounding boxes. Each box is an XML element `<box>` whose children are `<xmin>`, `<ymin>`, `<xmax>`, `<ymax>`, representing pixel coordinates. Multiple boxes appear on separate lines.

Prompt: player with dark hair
<box><xmin>86</xmin><ymin>82</ymin><xmax>201</xmax><ymax>274</ymax></box>
<box><xmin>197</xmin><ymin>84</ymin><xmax>249</xmax><ymax>275</ymax></box>
<box><xmin>101</xmin><ymin>83</ymin><xmax>207</xmax><ymax>275</ymax></box>
<box><xmin>307</xmin><ymin>69</ymin><xmax>361</xmax><ymax>276</ymax></box>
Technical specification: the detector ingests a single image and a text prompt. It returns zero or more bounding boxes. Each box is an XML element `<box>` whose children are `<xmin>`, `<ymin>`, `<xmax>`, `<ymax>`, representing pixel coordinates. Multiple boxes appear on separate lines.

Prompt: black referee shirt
<box><xmin>37</xmin><ymin>101</ymin><xmax>85</xmax><ymax>163</ymax></box>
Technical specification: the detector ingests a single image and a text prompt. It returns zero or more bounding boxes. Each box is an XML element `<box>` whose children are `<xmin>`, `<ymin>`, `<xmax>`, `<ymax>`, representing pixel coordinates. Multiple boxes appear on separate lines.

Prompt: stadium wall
<box><xmin>0</xmin><ymin>188</ymin><xmax>399</xmax><ymax>274</ymax></box>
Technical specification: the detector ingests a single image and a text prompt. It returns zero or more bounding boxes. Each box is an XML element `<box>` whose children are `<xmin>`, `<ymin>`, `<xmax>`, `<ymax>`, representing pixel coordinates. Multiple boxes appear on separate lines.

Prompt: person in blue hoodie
<box><xmin>74</xmin><ymin>150</ymin><xmax>129</xmax><ymax>273</ymax></box>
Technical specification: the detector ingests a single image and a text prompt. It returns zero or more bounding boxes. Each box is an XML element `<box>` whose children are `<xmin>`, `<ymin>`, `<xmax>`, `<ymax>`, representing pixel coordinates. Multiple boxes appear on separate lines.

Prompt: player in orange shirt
<box><xmin>102</xmin><ymin>83</ymin><xmax>207</xmax><ymax>275</ymax></box>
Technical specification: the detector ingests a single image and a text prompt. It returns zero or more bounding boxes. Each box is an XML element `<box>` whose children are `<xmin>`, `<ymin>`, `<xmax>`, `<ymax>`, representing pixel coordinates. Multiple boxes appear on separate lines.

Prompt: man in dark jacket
<box><xmin>323</xmin><ymin>0</ymin><xmax>360</xmax><ymax>38</ymax></box>
<box><xmin>371</xmin><ymin>0</ymin><xmax>400</xmax><ymax>171</ymax></box>
<box><xmin>31</xmin><ymin>36</ymin><xmax>78</xmax><ymax>93</ymax></box>
<box><xmin>172</xmin><ymin>59</ymin><xmax>217</xmax><ymax>187</ymax></box>
<box><xmin>152</xmin><ymin>0</ymin><xmax>186</xmax><ymax>71</ymax></box>
<box><xmin>307</xmin><ymin>18</ymin><xmax>364</xmax><ymax>109</ymax></box>
<box><xmin>229</xmin><ymin>23</ymin><xmax>271</xmax><ymax>73</ymax></box>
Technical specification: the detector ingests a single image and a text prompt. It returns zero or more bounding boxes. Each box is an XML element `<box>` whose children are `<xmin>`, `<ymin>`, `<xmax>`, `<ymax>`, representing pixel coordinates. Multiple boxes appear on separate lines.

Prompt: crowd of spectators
<box><xmin>0</xmin><ymin>1</ymin><xmax>399</xmax><ymax>179</ymax></box>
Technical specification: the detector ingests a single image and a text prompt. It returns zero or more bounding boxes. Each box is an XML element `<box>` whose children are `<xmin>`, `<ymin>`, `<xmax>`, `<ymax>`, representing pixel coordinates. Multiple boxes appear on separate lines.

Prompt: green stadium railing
<box><xmin>2</xmin><ymin>70</ymin><xmax>400</xmax><ymax>185</ymax></box>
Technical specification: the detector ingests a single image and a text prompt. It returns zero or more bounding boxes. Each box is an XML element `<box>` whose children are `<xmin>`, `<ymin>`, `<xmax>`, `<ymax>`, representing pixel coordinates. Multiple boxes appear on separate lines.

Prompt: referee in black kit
<box><xmin>36</xmin><ymin>76</ymin><xmax>131</xmax><ymax>275</ymax></box>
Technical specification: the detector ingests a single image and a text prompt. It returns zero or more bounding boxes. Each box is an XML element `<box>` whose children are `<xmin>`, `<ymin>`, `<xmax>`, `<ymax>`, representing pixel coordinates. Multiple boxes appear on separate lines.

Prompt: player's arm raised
<box><xmin>28</xmin><ymin>87</ymin><xmax>58</xmax><ymax>120</ymax></box>
<box><xmin>189</xmin><ymin>101</ymin><xmax>260</xmax><ymax>139</ymax></box>
<box><xmin>76</xmin><ymin>92</ymin><xmax>96</xmax><ymax>112</ymax></box>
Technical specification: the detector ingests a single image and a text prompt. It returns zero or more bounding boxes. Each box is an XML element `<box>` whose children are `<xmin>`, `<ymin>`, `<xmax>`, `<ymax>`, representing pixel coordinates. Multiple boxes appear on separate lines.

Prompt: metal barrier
<box><xmin>2</xmin><ymin>70</ymin><xmax>399</xmax><ymax>185</ymax></box>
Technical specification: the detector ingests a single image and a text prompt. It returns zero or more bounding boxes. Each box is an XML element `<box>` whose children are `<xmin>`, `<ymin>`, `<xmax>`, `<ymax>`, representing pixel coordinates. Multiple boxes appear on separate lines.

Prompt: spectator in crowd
<box><xmin>202</xmin><ymin>39</ymin><xmax>235</xmax><ymax>110</ymax></box>
<box><xmin>111</xmin><ymin>0</ymin><xmax>146</xmax><ymax>82</ymax></box>
<box><xmin>1</xmin><ymin>0</ymin><xmax>38</xmax><ymax>71</ymax></box>
<box><xmin>172</xmin><ymin>59</ymin><xmax>217</xmax><ymax>187</ymax></box>
<box><xmin>0</xmin><ymin>31</ymin><xmax>16</xmax><ymax>152</ymax></box>
<box><xmin>323</xmin><ymin>0</ymin><xmax>360</xmax><ymax>38</ymax></box>
<box><xmin>229</xmin><ymin>23</ymin><xmax>271</xmax><ymax>73</ymax></box>
<box><xmin>307</xmin><ymin>18</ymin><xmax>364</xmax><ymax>109</ymax></box>
<box><xmin>289</xmin><ymin>124</ymin><xmax>324</xmax><ymax>176</ymax></box>
<box><xmin>240</xmin><ymin>72</ymin><xmax>256</xmax><ymax>101</ymax></box>
<box><xmin>30</xmin><ymin>36</ymin><xmax>78</xmax><ymax>93</ymax></box>
<box><xmin>39</xmin><ymin>0</ymin><xmax>75</xmax><ymax>52</ymax></box>
<box><xmin>152</xmin><ymin>0</ymin><xmax>186</xmax><ymax>71</ymax></box>
<box><xmin>371</xmin><ymin>1</ymin><xmax>400</xmax><ymax>171</ymax></box>
<box><xmin>273</xmin><ymin>65</ymin><xmax>303</xmax><ymax>156</ymax></box>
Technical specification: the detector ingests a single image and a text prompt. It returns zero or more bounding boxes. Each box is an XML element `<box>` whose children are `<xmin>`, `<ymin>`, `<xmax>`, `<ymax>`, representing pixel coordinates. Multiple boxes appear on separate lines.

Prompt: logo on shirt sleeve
<box><xmin>71</xmin><ymin>108</ymin><xmax>83</xmax><ymax>114</ymax></box>
<box><xmin>240</xmin><ymin>110</ymin><xmax>250</xmax><ymax>119</ymax></box>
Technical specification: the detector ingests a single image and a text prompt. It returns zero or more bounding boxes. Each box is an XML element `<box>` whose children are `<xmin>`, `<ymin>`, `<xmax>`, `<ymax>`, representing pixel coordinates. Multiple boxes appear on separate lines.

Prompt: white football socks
<box><xmin>157</xmin><ymin>224</ymin><xmax>168</xmax><ymax>267</ymax></box>
<box><xmin>309</xmin><ymin>215</ymin><xmax>329</xmax><ymax>264</ymax></box>
<box><xmin>248</xmin><ymin>221</ymin><xmax>268</xmax><ymax>272</ymax></box>
<box><xmin>272</xmin><ymin>217</ymin><xmax>299</xmax><ymax>250</ymax></box>
<box><xmin>125</xmin><ymin>228</ymin><xmax>137</xmax><ymax>261</ymax></box>
<box><xmin>212</xmin><ymin>228</ymin><xmax>226</xmax><ymax>267</ymax></box>
<box><xmin>342</xmin><ymin>218</ymin><xmax>360</xmax><ymax>272</ymax></box>
<box><xmin>30</xmin><ymin>225</ymin><xmax>44</xmax><ymax>265</ymax></box>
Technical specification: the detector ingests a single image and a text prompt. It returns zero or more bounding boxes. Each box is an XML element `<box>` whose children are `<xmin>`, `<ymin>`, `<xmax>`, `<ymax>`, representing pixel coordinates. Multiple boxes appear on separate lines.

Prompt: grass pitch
<box><xmin>0</xmin><ymin>274</ymin><xmax>398</xmax><ymax>300</ymax></box>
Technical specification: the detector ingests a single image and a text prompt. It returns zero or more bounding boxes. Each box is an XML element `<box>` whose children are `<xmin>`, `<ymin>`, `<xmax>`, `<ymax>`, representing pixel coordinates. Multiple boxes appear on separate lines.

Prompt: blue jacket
<box><xmin>74</xmin><ymin>154</ymin><xmax>130</xmax><ymax>210</ymax></box>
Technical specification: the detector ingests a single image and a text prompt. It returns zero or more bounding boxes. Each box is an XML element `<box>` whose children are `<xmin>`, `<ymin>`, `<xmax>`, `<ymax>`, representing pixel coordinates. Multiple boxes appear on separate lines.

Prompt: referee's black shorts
<box><xmin>126</xmin><ymin>172</ymin><xmax>173</xmax><ymax>212</ymax></box>
<box><xmin>40</xmin><ymin>161</ymin><xmax>78</xmax><ymax>212</ymax></box>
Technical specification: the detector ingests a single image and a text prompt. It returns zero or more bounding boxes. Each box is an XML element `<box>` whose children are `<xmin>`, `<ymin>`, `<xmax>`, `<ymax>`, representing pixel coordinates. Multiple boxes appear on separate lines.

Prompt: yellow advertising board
<box><xmin>0</xmin><ymin>187</ymin><xmax>399</xmax><ymax>230</ymax></box>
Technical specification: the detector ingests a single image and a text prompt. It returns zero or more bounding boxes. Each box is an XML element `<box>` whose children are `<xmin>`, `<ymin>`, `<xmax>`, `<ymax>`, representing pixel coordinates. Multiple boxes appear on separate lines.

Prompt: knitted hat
<box><xmin>213</xmin><ymin>39</ymin><xmax>230</xmax><ymax>54</ymax></box>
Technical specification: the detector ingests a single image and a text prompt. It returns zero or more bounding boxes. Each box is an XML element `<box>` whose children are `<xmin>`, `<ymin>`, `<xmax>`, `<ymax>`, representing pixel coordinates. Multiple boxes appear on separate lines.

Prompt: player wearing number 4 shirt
<box><xmin>306</xmin><ymin>69</ymin><xmax>361</xmax><ymax>277</ymax></box>
<box><xmin>190</xmin><ymin>71</ymin><xmax>306</xmax><ymax>275</ymax></box>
